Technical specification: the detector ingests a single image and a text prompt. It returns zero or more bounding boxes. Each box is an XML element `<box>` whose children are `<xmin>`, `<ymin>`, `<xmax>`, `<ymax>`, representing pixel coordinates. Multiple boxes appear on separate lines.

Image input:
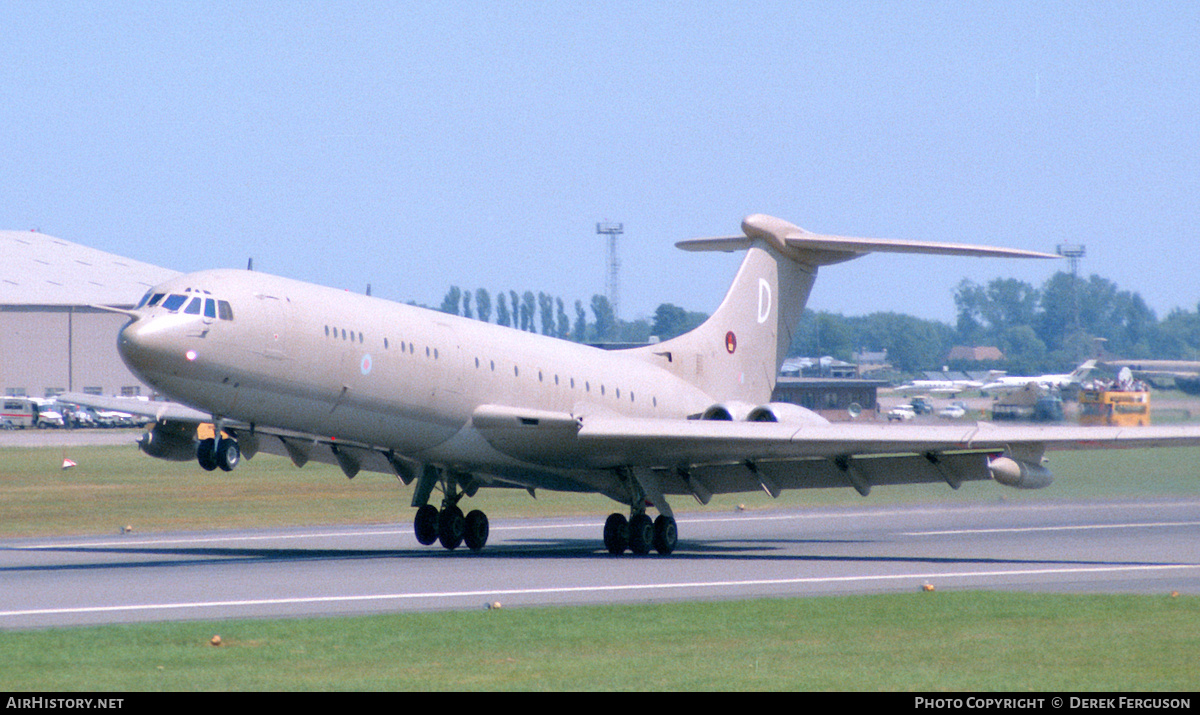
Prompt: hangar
<box><xmin>0</xmin><ymin>230</ymin><xmax>178</xmax><ymax>399</ymax></box>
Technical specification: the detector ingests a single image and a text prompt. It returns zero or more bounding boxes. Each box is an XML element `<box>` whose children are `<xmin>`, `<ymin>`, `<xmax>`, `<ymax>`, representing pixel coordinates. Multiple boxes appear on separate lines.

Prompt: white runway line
<box><xmin>2</xmin><ymin>563</ymin><xmax>1197</xmax><ymax>621</ymax></box>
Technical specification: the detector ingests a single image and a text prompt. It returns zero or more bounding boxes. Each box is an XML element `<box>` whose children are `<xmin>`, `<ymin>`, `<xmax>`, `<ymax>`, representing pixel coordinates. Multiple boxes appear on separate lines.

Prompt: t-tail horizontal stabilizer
<box><xmin>678</xmin><ymin>214</ymin><xmax>1060</xmax><ymax>266</ymax></box>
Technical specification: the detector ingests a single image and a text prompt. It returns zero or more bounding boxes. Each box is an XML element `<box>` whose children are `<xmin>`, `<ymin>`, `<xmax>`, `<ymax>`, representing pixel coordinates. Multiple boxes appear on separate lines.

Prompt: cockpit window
<box><xmin>161</xmin><ymin>294</ymin><xmax>187</xmax><ymax>311</ymax></box>
<box><xmin>183</xmin><ymin>297</ymin><xmax>203</xmax><ymax>315</ymax></box>
<box><xmin>204</xmin><ymin>298</ymin><xmax>217</xmax><ymax>319</ymax></box>
<box><xmin>147</xmin><ymin>293</ymin><xmax>165</xmax><ymax>307</ymax></box>
<box><xmin>218</xmin><ymin>300</ymin><xmax>234</xmax><ymax>321</ymax></box>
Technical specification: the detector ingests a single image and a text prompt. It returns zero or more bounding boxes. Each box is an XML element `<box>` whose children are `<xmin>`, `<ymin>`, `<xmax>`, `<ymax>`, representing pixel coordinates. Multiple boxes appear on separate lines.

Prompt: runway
<box><xmin>3</xmin><ymin>498</ymin><xmax>1199</xmax><ymax>629</ymax></box>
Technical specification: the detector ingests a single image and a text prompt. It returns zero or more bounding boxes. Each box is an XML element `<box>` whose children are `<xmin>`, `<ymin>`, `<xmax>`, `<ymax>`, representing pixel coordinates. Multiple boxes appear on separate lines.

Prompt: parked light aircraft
<box><xmin>979</xmin><ymin>360</ymin><xmax>1098</xmax><ymax>394</ymax></box>
<box><xmin>75</xmin><ymin>215</ymin><xmax>1200</xmax><ymax>555</ymax></box>
<box><xmin>893</xmin><ymin>375</ymin><xmax>984</xmax><ymax>396</ymax></box>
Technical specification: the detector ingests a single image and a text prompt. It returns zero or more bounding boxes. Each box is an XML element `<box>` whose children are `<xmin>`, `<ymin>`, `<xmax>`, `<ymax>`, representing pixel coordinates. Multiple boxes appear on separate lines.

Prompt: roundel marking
<box><xmin>725</xmin><ymin>331</ymin><xmax>737</xmax><ymax>354</ymax></box>
<box><xmin>361</xmin><ymin>353</ymin><xmax>373</xmax><ymax>375</ymax></box>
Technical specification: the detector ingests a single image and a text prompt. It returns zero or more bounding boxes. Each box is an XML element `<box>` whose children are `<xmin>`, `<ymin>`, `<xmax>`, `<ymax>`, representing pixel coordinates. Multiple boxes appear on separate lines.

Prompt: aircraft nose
<box><xmin>117</xmin><ymin>315</ymin><xmax>184</xmax><ymax>374</ymax></box>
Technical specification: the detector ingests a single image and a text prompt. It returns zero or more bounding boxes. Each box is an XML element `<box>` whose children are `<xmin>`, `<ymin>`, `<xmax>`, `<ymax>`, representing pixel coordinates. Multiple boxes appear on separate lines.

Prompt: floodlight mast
<box><xmin>1056</xmin><ymin>243</ymin><xmax>1086</xmax><ymax>277</ymax></box>
<box><xmin>597</xmin><ymin>222</ymin><xmax>624</xmax><ymax>321</ymax></box>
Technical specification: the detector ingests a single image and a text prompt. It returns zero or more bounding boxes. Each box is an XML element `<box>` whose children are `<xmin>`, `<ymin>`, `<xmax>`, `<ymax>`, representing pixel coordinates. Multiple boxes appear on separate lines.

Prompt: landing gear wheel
<box><xmin>464</xmin><ymin>510</ymin><xmax>489</xmax><ymax>551</ymax></box>
<box><xmin>653</xmin><ymin>515</ymin><xmax>678</xmax><ymax>555</ymax></box>
<box><xmin>215</xmin><ymin>438</ymin><xmax>240</xmax><ymax>472</ymax></box>
<box><xmin>196</xmin><ymin>438</ymin><xmax>218</xmax><ymax>471</ymax></box>
<box><xmin>603</xmin><ymin>513</ymin><xmax>629</xmax><ymax>555</ymax></box>
<box><xmin>414</xmin><ymin>504</ymin><xmax>439</xmax><ymax>546</ymax></box>
<box><xmin>438</xmin><ymin>505</ymin><xmax>465</xmax><ymax>550</ymax></box>
<box><xmin>628</xmin><ymin>513</ymin><xmax>655</xmax><ymax>555</ymax></box>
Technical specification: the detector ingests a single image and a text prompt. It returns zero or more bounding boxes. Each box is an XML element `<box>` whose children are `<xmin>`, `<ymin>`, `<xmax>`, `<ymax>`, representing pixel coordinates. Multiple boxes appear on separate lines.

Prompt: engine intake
<box><xmin>137</xmin><ymin>420</ymin><xmax>198</xmax><ymax>462</ymax></box>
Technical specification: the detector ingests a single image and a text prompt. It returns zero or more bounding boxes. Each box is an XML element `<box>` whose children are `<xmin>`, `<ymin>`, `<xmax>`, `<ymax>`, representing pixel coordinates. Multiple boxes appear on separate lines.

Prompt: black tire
<box><xmin>603</xmin><ymin>513</ymin><xmax>628</xmax><ymax>555</ymax></box>
<box><xmin>196</xmin><ymin>437</ymin><xmax>218</xmax><ymax>471</ymax></box>
<box><xmin>414</xmin><ymin>504</ymin><xmax>439</xmax><ymax>546</ymax></box>
<box><xmin>216</xmin><ymin>438</ymin><xmax>240</xmax><ymax>472</ymax></box>
<box><xmin>464</xmin><ymin>510</ymin><xmax>489</xmax><ymax>551</ymax></box>
<box><xmin>653</xmin><ymin>515</ymin><xmax>678</xmax><ymax>555</ymax></box>
<box><xmin>438</xmin><ymin>505</ymin><xmax>465</xmax><ymax>550</ymax></box>
<box><xmin>628</xmin><ymin>513</ymin><xmax>654</xmax><ymax>555</ymax></box>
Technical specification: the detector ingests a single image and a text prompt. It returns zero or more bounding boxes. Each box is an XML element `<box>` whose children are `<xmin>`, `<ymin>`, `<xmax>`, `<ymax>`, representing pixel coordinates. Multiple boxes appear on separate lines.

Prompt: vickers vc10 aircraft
<box><xmin>79</xmin><ymin>215</ymin><xmax>1200</xmax><ymax>555</ymax></box>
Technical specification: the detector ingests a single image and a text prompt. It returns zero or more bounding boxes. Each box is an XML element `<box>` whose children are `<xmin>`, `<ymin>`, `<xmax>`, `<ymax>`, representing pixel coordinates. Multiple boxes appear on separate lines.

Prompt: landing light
<box><xmin>186</xmin><ymin>349</ymin><xmax>198</xmax><ymax>362</ymax></box>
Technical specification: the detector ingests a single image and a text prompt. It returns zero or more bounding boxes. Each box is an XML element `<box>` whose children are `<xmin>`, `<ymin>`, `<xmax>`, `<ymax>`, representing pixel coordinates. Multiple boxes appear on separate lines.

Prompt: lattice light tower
<box><xmin>597</xmin><ymin>221</ymin><xmax>624</xmax><ymax>321</ymax></box>
<box><xmin>1056</xmin><ymin>242</ymin><xmax>1086</xmax><ymax>277</ymax></box>
<box><xmin>1056</xmin><ymin>242</ymin><xmax>1087</xmax><ymax>333</ymax></box>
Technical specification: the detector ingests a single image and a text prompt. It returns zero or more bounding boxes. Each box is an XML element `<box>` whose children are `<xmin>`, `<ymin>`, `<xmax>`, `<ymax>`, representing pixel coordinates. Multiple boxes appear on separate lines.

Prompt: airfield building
<box><xmin>0</xmin><ymin>230</ymin><xmax>178</xmax><ymax>399</ymax></box>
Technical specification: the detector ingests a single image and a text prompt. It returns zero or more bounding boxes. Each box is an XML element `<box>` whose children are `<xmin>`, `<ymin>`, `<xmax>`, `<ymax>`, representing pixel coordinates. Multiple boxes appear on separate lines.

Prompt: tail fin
<box><xmin>630</xmin><ymin>214</ymin><xmax>1057</xmax><ymax>405</ymax></box>
<box><xmin>1070</xmin><ymin>359</ymin><xmax>1098</xmax><ymax>381</ymax></box>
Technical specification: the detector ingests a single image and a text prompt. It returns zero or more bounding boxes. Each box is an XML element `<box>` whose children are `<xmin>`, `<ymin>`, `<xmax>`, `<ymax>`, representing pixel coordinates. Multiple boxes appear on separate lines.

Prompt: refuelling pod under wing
<box><xmin>137</xmin><ymin>420</ymin><xmax>199</xmax><ymax>462</ymax></box>
<box><xmin>989</xmin><ymin>455</ymin><xmax>1054</xmax><ymax>489</ymax></box>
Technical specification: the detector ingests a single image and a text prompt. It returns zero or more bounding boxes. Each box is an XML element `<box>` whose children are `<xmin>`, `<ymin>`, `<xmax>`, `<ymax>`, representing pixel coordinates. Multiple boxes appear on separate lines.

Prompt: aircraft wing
<box><xmin>472</xmin><ymin>406</ymin><xmax>1200</xmax><ymax>498</ymax></box>
<box><xmin>58</xmin><ymin>392</ymin><xmax>210</xmax><ymax>422</ymax></box>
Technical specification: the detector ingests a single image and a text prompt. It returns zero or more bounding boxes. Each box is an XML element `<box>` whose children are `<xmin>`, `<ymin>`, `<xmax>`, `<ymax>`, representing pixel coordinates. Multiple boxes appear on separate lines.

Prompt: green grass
<box><xmin>3</xmin><ymin>442</ymin><xmax>1199</xmax><ymax>538</ymax></box>
<box><xmin>1</xmin><ymin>592</ymin><xmax>1197</xmax><ymax>691</ymax></box>
<box><xmin>3</xmin><ymin>440</ymin><xmax>1199</xmax><ymax>691</ymax></box>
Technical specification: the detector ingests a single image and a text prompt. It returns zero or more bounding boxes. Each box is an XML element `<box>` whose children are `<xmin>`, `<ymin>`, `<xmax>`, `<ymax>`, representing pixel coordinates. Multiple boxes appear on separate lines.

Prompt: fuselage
<box><xmin>119</xmin><ymin>269</ymin><xmax>717</xmax><ymax>476</ymax></box>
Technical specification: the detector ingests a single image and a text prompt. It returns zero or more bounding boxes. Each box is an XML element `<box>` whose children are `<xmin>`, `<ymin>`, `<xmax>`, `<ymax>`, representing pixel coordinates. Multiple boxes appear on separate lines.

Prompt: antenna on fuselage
<box><xmin>247</xmin><ymin>257</ymin><xmax>254</xmax><ymax>271</ymax></box>
<box><xmin>366</xmin><ymin>284</ymin><xmax>372</xmax><ymax>296</ymax></box>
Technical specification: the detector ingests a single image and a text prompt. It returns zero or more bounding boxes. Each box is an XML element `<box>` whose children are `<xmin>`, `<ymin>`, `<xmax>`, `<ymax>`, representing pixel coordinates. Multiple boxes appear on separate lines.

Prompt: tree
<box><xmin>461</xmin><ymin>290</ymin><xmax>472</xmax><ymax>320</ymax></box>
<box><xmin>556</xmin><ymin>298</ymin><xmax>570</xmax><ymax>339</ymax></box>
<box><xmin>475</xmin><ymin>288</ymin><xmax>492</xmax><ymax>324</ymax></box>
<box><xmin>573</xmin><ymin>300</ymin><xmax>587</xmax><ymax>342</ymax></box>
<box><xmin>510</xmin><ymin>291</ymin><xmax>521</xmax><ymax>329</ymax></box>
<box><xmin>496</xmin><ymin>292</ymin><xmax>510</xmax><ymax>327</ymax></box>
<box><xmin>521</xmin><ymin>291</ymin><xmax>536</xmax><ymax>332</ymax></box>
<box><xmin>538</xmin><ymin>292</ymin><xmax>555</xmax><ymax>335</ymax></box>
<box><xmin>439</xmin><ymin>286</ymin><xmax>462</xmax><ymax>315</ymax></box>
<box><xmin>590</xmin><ymin>294</ymin><xmax>616</xmax><ymax>341</ymax></box>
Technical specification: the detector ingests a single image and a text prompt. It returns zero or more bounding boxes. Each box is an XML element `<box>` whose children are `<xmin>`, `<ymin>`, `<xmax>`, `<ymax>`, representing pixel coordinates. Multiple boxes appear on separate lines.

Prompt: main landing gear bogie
<box><xmin>196</xmin><ymin>436</ymin><xmax>240</xmax><ymax>472</ymax></box>
<box><xmin>603</xmin><ymin>512</ymin><xmax>677</xmax><ymax>556</ymax></box>
<box><xmin>414</xmin><ymin>503</ymin><xmax>490</xmax><ymax>552</ymax></box>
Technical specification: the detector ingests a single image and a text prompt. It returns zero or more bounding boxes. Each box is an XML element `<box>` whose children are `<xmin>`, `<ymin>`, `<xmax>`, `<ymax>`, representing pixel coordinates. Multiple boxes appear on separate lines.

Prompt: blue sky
<box><xmin>4</xmin><ymin>2</ymin><xmax>1198</xmax><ymax>324</ymax></box>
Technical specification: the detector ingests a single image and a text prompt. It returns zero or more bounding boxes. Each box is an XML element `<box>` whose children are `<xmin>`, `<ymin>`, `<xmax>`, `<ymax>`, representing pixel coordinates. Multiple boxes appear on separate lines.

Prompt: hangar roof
<box><xmin>0</xmin><ymin>230</ymin><xmax>179</xmax><ymax>307</ymax></box>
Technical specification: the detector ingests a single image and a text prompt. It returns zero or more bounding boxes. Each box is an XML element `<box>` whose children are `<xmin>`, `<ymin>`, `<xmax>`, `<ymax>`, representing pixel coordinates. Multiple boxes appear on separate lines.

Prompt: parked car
<box><xmin>937</xmin><ymin>402</ymin><xmax>967</xmax><ymax>419</ymax></box>
<box><xmin>887</xmin><ymin>404</ymin><xmax>916</xmax><ymax>421</ymax></box>
<box><xmin>36</xmin><ymin>409</ymin><xmax>65</xmax><ymax>428</ymax></box>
